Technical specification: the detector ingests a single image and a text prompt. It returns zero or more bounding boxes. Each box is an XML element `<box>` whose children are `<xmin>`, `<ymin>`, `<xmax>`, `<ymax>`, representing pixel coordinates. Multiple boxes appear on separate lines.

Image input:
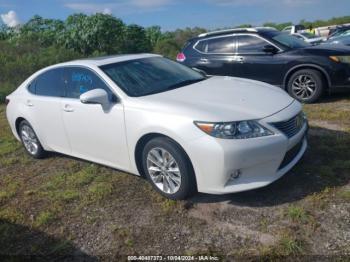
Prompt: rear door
<box><xmin>232</xmin><ymin>34</ymin><xmax>285</xmax><ymax>85</ymax></box>
<box><xmin>192</xmin><ymin>35</ymin><xmax>236</xmax><ymax>76</ymax></box>
<box><xmin>25</xmin><ymin>68</ymin><xmax>71</xmax><ymax>154</ymax></box>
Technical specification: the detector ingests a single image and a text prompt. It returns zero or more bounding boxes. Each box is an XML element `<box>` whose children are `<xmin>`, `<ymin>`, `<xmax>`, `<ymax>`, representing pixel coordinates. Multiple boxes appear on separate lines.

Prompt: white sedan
<box><xmin>6</xmin><ymin>54</ymin><xmax>308</xmax><ymax>199</ymax></box>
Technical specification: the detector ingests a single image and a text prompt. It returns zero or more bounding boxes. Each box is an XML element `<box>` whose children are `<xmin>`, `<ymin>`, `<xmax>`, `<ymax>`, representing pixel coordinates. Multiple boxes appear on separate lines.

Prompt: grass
<box><xmin>0</xmin><ymin>94</ymin><xmax>349</xmax><ymax>257</ymax></box>
<box><xmin>286</xmin><ymin>205</ymin><xmax>309</xmax><ymax>223</ymax></box>
<box><xmin>86</xmin><ymin>182</ymin><xmax>114</xmax><ymax>202</ymax></box>
<box><xmin>34</xmin><ymin>211</ymin><xmax>56</xmax><ymax>227</ymax></box>
<box><xmin>337</xmin><ymin>188</ymin><xmax>350</xmax><ymax>201</ymax></box>
<box><xmin>0</xmin><ymin>208</ymin><xmax>24</xmax><ymax>224</ymax></box>
<box><xmin>275</xmin><ymin>233</ymin><xmax>305</xmax><ymax>256</ymax></box>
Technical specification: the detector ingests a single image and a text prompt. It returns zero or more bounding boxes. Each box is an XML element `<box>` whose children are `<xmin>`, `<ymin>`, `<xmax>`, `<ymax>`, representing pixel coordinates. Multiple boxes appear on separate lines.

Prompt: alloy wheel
<box><xmin>21</xmin><ymin>124</ymin><xmax>39</xmax><ymax>155</ymax></box>
<box><xmin>292</xmin><ymin>74</ymin><xmax>317</xmax><ymax>100</ymax></box>
<box><xmin>146</xmin><ymin>147</ymin><xmax>181</xmax><ymax>194</ymax></box>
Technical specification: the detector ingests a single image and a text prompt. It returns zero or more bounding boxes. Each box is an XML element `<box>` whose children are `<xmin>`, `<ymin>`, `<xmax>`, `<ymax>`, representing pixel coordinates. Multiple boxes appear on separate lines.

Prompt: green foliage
<box><xmin>34</xmin><ymin>211</ymin><xmax>55</xmax><ymax>227</ymax></box>
<box><xmin>0</xmin><ymin>40</ymin><xmax>81</xmax><ymax>102</ymax></box>
<box><xmin>123</xmin><ymin>24</ymin><xmax>151</xmax><ymax>53</ymax></box>
<box><xmin>145</xmin><ymin>26</ymin><xmax>162</xmax><ymax>47</ymax></box>
<box><xmin>62</xmin><ymin>13</ymin><xmax>125</xmax><ymax>55</ymax></box>
<box><xmin>154</xmin><ymin>27</ymin><xmax>206</xmax><ymax>58</ymax></box>
<box><xmin>286</xmin><ymin>206</ymin><xmax>309</xmax><ymax>223</ymax></box>
<box><xmin>154</xmin><ymin>38</ymin><xmax>180</xmax><ymax>59</ymax></box>
<box><xmin>18</xmin><ymin>15</ymin><xmax>65</xmax><ymax>47</ymax></box>
<box><xmin>1</xmin><ymin>13</ymin><xmax>350</xmax><ymax>103</ymax></box>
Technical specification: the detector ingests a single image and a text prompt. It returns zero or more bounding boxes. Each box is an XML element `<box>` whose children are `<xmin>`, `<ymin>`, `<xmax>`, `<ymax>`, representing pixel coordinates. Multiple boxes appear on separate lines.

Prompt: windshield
<box><xmin>339</xmin><ymin>29</ymin><xmax>350</xmax><ymax>37</ymax></box>
<box><xmin>269</xmin><ymin>32</ymin><xmax>311</xmax><ymax>49</ymax></box>
<box><xmin>100</xmin><ymin>57</ymin><xmax>205</xmax><ymax>97</ymax></box>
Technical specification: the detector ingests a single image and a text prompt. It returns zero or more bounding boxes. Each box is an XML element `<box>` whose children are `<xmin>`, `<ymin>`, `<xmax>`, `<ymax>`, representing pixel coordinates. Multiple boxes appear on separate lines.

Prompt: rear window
<box><xmin>34</xmin><ymin>68</ymin><xmax>64</xmax><ymax>97</ymax></box>
<box><xmin>195</xmin><ymin>36</ymin><xmax>235</xmax><ymax>54</ymax></box>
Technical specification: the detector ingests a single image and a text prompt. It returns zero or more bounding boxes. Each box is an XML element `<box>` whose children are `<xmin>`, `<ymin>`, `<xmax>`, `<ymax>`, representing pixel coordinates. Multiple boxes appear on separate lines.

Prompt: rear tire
<box><xmin>287</xmin><ymin>69</ymin><xmax>325</xmax><ymax>103</ymax></box>
<box><xmin>141</xmin><ymin>137</ymin><xmax>196</xmax><ymax>200</ymax></box>
<box><xmin>19</xmin><ymin>120</ymin><xmax>46</xmax><ymax>159</ymax></box>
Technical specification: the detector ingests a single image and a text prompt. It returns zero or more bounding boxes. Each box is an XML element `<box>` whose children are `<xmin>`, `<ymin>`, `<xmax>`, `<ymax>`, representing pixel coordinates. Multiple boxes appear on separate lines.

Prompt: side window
<box><xmin>27</xmin><ymin>81</ymin><xmax>36</xmax><ymax>94</ymax></box>
<box><xmin>236</xmin><ymin>35</ymin><xmax>269</xmax><ymax>54</ymax></box>
<box><xmin>194</xmin><ymin>40</ymin><xmax>207</xmax><ymax>53</ymax></box>
<box><xmin>65</xmin><ymin>67</ymin><xmax>113</xmax><ymax>99</ymax></box>
<box><xmin>35</xmin><ymin>68</ymin><xmax>64</xmax><ymax>97</ymax></box>
<box><xmin>206</xmin><ymin>36</ymin><xmax>234</xmax><ymax>53</ymax></box>
<box><xmin>195</xmin><ymin>36</ymin><xmax>234</xmax><ymax>54</ymax></box>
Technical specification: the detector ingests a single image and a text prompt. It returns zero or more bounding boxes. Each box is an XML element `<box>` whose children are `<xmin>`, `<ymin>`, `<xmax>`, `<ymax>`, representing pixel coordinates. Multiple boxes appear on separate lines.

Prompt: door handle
<box><xmin>26</xmin><ymin>100</ymin><xmax>34</xmax><ymax>107</ymax></box>
<box><xmin>63</xmin><ymin>104</ymin><xmax>74</xmax><ymax>112</ymax></box>
<box><xmin>234</xmin><ymin>56</ymin><xmax>244</xmax><ymax>63</ymax></box>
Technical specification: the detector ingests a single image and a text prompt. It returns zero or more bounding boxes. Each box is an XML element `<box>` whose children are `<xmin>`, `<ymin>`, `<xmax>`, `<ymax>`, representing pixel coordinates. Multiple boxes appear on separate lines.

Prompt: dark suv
<box><xmin>177</xmin><ymin>27</ymin><xmax>350</xmax><ymax>103</ymax></box>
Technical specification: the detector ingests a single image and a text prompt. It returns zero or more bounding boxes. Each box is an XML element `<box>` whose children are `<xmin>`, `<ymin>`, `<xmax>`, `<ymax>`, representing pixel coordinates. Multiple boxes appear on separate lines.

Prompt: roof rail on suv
<box><xmin>198</xmin><ymin>27</ymin><xmax>277</xmax><ymax>38</ymax></box>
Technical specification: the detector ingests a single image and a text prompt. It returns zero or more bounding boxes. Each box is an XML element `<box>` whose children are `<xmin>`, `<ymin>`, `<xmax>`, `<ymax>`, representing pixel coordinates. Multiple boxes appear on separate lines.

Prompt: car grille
<box><xmin>271</xmin><ymin>112</ymin><xmax>304</xmax><ymax>138</ymax></box>
<box><xmin>279</xmin><ymin>139</ymin><xmax>304</xmax><ymax>170</ymax></box>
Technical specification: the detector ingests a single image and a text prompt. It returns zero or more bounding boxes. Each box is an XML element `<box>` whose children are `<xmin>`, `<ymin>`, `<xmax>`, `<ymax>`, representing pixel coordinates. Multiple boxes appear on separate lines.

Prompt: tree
<box><xmin>123</xmin><ymin>24</ymin><xmax>151</xmax><ymax>53</ymax></box>
<box><xmin>19</xmin><ymin>15</ymin><xmax>65</xmax><ymax>46</ymax></box>
<box><xmin>146</xmin><ymin>26</ymin><xmax>162</xmax><ymax>47</ymax></box>
<box><xmin>0</xmin><ymin>25</ymin><xmax>11</xmax><ymax>40</ymax></box>
<box><xmin>61</xmin><ymin>13</ymin><xmax>125</xmax><ymax>55</ymax></box>
<box><xmin>153</xmin><ymin>38</ymin><xmax>180</xmax><ymax>59</ymax></box>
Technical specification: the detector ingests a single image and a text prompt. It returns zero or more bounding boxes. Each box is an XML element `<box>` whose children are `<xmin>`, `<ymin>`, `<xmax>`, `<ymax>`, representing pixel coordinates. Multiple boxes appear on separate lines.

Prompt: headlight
<box><xmin>194</xmin><ymin>120</ymin><xmax>274</xmax><ymax>139</ymax></box>
<box><xmin>329</xmin><ymin>56</ymin><xmax>350</xmax><ymax>64</ymax></box>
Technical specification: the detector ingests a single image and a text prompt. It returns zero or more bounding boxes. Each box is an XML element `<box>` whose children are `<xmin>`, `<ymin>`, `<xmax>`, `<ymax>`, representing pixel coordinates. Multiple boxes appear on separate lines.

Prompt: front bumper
<box><xmin>186</xmin><ymin>101</ymin><xmax>308</xmax><ymax>194</ymax></box>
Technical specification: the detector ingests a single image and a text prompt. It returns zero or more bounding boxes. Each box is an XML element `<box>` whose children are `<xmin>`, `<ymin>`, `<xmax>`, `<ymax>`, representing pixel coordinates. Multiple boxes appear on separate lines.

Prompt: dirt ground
<box><xmin>0</xmin><ymin>94</ymin><xmax>349</xmax><ymax>261</ymax></box>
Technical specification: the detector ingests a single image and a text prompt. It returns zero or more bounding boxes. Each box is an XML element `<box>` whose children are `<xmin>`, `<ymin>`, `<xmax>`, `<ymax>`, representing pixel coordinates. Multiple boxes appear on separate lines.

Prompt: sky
<box><xmin>0</xmin><ymin>0</ymin><xmax>350</xmax><ymax>31</ymax></box>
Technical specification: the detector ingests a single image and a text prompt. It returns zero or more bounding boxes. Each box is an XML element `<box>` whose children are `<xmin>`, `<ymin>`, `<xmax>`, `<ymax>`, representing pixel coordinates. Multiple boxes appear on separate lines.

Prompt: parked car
<box><xmin>177</xmin><ymin>27</ymin><xmax>350</xmax><ymax>103</ymax></box>
<box><xmin>291</xmin><ymin>32</ymin><xmax>324</xmax><ymax>45</ymax></box>
<box><xmin>6</xmin><ymin>54</ymin><xmax>308</xmax><ymax>200</ymax></box>
<box><xmin>282</xmin><ymin>25</ymin><xmax>305</xmax><ymax>34</ymax></box>
<box><xmin>325</xmin><ymin>34</ymin><xmax>350</xmax><ymax>46</ymax></box>
<box><xmin>328</xmin><ymin>25</ymin><xmax>350</xmax><ymax>40</ymax></box>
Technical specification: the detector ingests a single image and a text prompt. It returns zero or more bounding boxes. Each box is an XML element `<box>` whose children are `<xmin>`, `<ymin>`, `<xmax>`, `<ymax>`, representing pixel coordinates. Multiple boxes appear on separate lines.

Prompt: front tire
<box><xmin>19</xmin><ymin>120</ymin><xmax>46</xmax><ymax>159</ymax></box>
<box><xmin>141</xmin><ymin>137</ymin><xmax>196</xmax><ymax>200</ymax></box>
<box><xmin>287</xmin><ymin>69</ymin><xmax>325</xmax><ymax>103</ymax></box>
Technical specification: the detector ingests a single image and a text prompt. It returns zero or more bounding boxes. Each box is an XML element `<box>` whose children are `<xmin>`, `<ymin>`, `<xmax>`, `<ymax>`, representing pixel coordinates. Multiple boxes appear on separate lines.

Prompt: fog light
<box><xmin>230</xmin><ymin>169</ymin><xmax>241</xmax><ymax>180</ymax></box>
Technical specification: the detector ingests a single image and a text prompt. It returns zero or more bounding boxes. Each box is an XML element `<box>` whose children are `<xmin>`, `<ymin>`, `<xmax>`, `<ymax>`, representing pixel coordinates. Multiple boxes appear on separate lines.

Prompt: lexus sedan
<box><xmin>6</xmin><ymin>54</ymin><xmax>308</xmax><ymax>199</ymax></box>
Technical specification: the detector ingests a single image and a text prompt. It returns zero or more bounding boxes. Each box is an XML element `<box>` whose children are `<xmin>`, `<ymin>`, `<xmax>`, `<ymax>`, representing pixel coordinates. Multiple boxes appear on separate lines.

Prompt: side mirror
<box><xmin>263</xmin><ymin>44</ymin><xmax>278</xmax><ymax>54</ymax></box>
<box><xmin>80</xmin><ymin>89</ymin><xmax>110</xmax><ymax>106</ymax></box>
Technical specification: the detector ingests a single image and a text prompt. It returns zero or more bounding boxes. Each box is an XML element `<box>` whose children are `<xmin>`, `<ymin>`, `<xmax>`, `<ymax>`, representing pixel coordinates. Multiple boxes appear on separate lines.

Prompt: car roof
<box><xmin>55</xmin><ymin>53</ymin><xmax>161</xmax><ymax>68</ymax></box>
<box><xmin>197</xmin><ymin>27</ymin><xmax>277</xmax><ymax>38</ymax></box>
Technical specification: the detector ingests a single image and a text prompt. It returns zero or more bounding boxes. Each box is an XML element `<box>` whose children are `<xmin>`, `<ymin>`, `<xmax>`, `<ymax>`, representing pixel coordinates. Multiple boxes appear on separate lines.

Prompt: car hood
<box><xmin>297</xmin><ymin>44</ymin><xmax>350</xmax><ymax>55</ymax></box>
<box><xmin>130</xmin><ymin>76</ymin><xmax>295</xmax><ymax>122</ymax></box>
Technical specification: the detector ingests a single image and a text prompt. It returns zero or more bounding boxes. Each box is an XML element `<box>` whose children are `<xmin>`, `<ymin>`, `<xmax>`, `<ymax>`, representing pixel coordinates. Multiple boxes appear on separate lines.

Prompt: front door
<box><xmin>60</xmin><ymin>67</ymin><xmax>130</xmax><ymax>170</ymax></box>
<box><xmin>232</xmin><ymin>34</ymin><xmax>285</xmax><ymax>85</ymax></box>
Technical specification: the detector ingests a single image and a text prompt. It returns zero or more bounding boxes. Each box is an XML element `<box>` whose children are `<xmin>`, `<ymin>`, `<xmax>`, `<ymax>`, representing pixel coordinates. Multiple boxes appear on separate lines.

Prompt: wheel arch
<box><xmin>15</xmin><ymin>117</ymin><xmax>26</xmax><ymax>137</ymax></box>
<box><xmin>134</xmin><ymin>132</ymin><xmax>197</xmax><ymax>188</ymax></box>
<box><xmin>283</xmin><ymin>64</ymin><xmax>331</xmax><ymax>90</ymax></box>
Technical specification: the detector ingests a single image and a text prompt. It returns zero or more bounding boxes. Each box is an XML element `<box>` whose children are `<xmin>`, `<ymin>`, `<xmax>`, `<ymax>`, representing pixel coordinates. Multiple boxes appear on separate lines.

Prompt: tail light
<box><xmin>5</xmin><ymin>98</ymin><xmax>10</xmax><ymax>105</ymax></box>
<box><xmin>176</xmin><ymin>52</ymin><xmax>186</xmax><ymax>62</ymax></box>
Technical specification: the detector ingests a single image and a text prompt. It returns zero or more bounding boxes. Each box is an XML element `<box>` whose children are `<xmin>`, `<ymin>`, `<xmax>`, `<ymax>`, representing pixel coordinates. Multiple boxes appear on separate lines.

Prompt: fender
<box><xmin>283</xmin><ymin>64</ymin><xmax>332</xmax><ymax>89</ymax></box>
